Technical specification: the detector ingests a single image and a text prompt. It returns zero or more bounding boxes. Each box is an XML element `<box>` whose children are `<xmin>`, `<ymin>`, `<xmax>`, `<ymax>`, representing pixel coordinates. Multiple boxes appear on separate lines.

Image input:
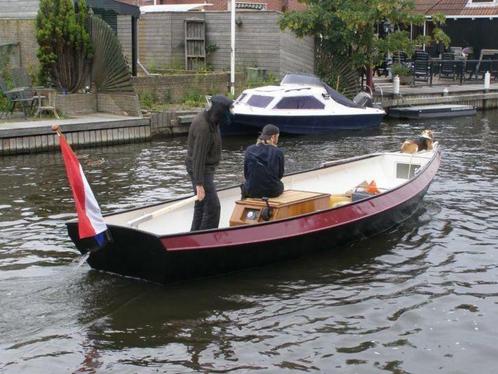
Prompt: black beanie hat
<box><xmin>259</xmin><ymin>124</ymin><xmax>280</xmax><ymax>140</ymax></box>
<box><xmin>210</xmin><ymin>95</ymin><xmax>233</xmax><ymax>107</ymax></box>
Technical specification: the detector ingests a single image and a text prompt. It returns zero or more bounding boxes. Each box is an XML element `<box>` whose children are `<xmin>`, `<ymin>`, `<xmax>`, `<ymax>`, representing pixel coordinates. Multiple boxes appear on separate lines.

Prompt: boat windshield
<box><xmin>247</xmin><ymin>94</ymin><xmax>274</xmax><ymax>108</ymax></box>
<box><xmin>235</xmin><ymin>93</ymin><xmax>247</xmax><ymax>103</ymax></box>
<box><xmin>281</xmin><ymin>73</ymin><xmax>323</xmax><ymax>87</ymax></box>
<box><xmin>274</xmin><ymin>96</ymin><xmax>325</xmax><ymax>109</ymax></box>
<box><xmin>281</xmin><ymin>73</ymin><xmax>361</xmax><ymax>108</ymax></box>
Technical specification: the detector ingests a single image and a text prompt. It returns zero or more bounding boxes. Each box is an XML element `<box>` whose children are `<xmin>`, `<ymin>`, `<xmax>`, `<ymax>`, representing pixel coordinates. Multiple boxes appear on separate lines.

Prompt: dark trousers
<box><xmin>188</xmin><ymin>171</ymin><xmax>220</xmax><ymax>231</ymax></box>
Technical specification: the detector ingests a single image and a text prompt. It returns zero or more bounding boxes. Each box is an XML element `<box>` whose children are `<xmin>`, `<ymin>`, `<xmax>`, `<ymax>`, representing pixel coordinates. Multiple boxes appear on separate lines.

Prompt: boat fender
<box><xmin>261</xmin><ymin>197</ymin><xmax>273</xmax><ymax>221</ymax></box>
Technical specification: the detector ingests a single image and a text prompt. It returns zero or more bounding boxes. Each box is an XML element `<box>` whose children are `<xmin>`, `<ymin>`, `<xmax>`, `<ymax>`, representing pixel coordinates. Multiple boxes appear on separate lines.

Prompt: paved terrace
<box><xmin>374</xmin><ymin>78</ymin><xmax>498</xmax><ymax>108</ymax></box>
<box><xmin>374</xmin><ymin>78</ymin><xmax>498</xmax><ymax>109</ymax></box>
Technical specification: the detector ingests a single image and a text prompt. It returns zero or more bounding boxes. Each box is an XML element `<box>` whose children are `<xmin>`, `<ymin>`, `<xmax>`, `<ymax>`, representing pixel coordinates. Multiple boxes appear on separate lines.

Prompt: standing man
<box><xmin>185</xmin><ymin>95</ymin><xmax>233</xmax><ymax>231</ymax></box>
<box><xmin>242</xmin><ymin>124</ymin><xmax>284</xmax><ymax>199</ymax></box>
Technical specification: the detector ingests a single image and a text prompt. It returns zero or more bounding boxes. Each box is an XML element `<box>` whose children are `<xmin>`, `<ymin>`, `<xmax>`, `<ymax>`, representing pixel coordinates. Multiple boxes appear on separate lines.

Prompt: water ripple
<box><xmin>1</xmin><ymin>114</ymin><xmax>498</xmax><ymax>372</ymax></box>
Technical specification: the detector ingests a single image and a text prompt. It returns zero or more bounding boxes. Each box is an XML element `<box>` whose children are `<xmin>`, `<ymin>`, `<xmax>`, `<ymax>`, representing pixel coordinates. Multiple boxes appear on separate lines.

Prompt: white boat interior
<box><xmin>104</xmin><ymin>147</ymin><xmax>437</xmax><ymax>236</ymax></box>
<box><xmin>232</xmin><ymin>74</ymin><xmax>385</xmax><ymax>117</ymax></box>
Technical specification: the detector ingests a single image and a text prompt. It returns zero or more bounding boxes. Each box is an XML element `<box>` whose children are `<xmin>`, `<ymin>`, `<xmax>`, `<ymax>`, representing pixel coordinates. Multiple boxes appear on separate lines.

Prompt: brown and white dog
<box><xmin>400</xmin><ymin>129</ymin><xmax>434</xmax><ymax>154</ymax></box>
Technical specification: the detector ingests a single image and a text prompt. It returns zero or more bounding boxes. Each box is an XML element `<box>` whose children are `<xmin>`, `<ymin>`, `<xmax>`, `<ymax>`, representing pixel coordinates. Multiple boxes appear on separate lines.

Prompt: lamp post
<box><xmin>230</xmin><ymin>0</ymin><xmax>235</xmax><ymax>96</ymax></box>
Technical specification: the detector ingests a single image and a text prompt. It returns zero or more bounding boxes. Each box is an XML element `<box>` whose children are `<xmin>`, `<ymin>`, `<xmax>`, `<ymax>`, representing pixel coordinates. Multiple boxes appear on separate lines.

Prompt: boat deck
<box><xmin>104</xmin><ymin>150</ymin><xmax>436</xmax><ymax>236</ymax></box>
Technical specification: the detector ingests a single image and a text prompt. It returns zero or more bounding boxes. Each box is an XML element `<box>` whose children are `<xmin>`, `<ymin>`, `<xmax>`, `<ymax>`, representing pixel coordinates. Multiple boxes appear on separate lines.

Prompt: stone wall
<box><xmin>280</xmin><ymin>31</ymin><xmax>315</xmax><ymax>75</ymax></box>
<box><xmin>132</xmin><ymin>71</ymin><xmax>245</xmax><ymax>102</ymax></box>
<box><xmin>117</xmin><ymin>15</ymin><xmax>132</xmax><ymax>63</ymax></box>
<box><xmin>125</xmin><ymin>11</ymin><xmax>315</xmax><ymax>76</ymax></box>
<box><xmin>205</xmin><ymin>12</ymin><xmax>282</xmax><ymax>73</ymax></box>
<box><xmin>0</xmin><ymin>19</ymin><xmax>38</xmax><ymax>70</ymax></box>
<box><xmin>54</xmin><ymin>92</ymin><xmax>141</xmax><ymax>117</ymax></box>
<box><xmin>150</xmin><ymin>109</ymin><xmax>200</xmax><ymax>136</ymax></box>
<box><xmin>0</xmin><ymin>0</ymin><xmax>39</xmax><ymax>18</ymax></box>
<box><xmin>97</xmin><ymin>93</ymin><xmax>141</xmax><ymax>117</ymax></box>
<box><xmin>55</xmin><ymin>93</ymin><xmax>97</xmax><ymax>116</ymax></box>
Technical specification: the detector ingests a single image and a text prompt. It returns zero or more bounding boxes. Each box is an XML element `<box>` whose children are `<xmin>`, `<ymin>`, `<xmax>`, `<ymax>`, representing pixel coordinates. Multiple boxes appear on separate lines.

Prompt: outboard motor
<box><xmin>353</xmin><ymin>91</ymin><xmax>374</xmax><ymax>108</ymax></box>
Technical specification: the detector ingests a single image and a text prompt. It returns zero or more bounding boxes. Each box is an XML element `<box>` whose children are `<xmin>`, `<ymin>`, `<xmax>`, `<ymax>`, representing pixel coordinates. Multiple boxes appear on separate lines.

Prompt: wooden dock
<box><xmin>375</xmin><ymin>81</ymin><xmax>498</xmax><ymax>111</ymax></box>
<box><xmin>0</xmin><ymin>109</ymin><xmax>200</xmax><ymax>156</ymax></box>
<box><xmin>0</xmin><ymin>114</ymin><xmax>150</xmax><ymax>156</ymax></box>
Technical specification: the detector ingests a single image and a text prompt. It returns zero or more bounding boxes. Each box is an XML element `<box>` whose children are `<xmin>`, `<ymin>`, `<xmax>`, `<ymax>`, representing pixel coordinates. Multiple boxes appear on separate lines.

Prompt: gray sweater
<box><xmin>185</xmin><ymin>111</ymin><xmax>222</xmax><ymax>186</ymax></box>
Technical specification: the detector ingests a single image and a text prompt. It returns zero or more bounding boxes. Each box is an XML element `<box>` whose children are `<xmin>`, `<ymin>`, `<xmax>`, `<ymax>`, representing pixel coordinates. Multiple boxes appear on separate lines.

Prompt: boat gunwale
<box><xmin>159</xmin><ymin>146</ymin><xmax>440</xmax><ymax>250</ymax></box>
<box><xmin>233</xmin><ymin>110</ymin><xmax>385</xmax><ymax>117</ymax></box>
<box><xmin>66</xmin><ymin>147</ymin><xmax>440</xmax><ymax>247</ymax></box>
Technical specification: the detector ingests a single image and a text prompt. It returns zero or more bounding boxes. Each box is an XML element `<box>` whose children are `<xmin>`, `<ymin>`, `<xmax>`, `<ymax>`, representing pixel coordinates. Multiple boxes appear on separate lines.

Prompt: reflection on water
<box><xmin>1</xmin><ymin>112</ymin><xmax>498</xmax><ymax>372</ymax></box>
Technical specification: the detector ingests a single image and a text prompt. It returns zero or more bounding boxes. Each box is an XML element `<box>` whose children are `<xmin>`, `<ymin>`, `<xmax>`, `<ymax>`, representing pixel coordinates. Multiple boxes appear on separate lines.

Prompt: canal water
<box><xmin>0</xmin><ymin>112</ymin><xmax>497</xmax><ymax>373</ymax></box>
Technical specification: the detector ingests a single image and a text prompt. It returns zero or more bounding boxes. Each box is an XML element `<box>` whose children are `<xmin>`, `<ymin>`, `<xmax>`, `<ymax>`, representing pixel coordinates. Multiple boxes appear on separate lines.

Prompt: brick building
<box><xmin>117</xmin><ymin>0</ymin><xmax>305</xmax><ymax>12</ymax></box>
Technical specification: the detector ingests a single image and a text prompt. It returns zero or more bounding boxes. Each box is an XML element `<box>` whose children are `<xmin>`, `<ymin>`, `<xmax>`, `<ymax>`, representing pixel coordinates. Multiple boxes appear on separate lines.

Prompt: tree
<box><xmin>36</xmin><ymin>0</ymin><xmax>93</xmax><ymax>93</ymax></box>
<box><xmin>280</xmin><ymin>0</ymin><xmax>450</xmax><ymax>92</ymax></box>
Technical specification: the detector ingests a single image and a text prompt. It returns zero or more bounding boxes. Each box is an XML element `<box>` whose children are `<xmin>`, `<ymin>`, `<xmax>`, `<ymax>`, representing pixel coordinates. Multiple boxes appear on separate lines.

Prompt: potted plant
<box><xmin>391</xmin><ymin>63</ymin><xmax>412</xmax><ymax>85</ymax></box>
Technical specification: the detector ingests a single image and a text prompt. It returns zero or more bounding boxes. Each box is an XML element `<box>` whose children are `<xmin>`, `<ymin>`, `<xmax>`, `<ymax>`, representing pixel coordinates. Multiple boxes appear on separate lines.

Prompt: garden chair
<box><xmin>464</xmin><ymin>59</ymin><xmax>479</xmax><ymax>80</ymax></box>
<box><xmin>34</xmin><ymin>88</ymin><xmax>59</xmax><ymax>119</ymax></box>
<box><xmin>0</xmin><ymin>76</ymin><xmax>42</xmax><ymax>119</ymax></box>
<box><xmin>9</xmin><ymin>68</ymin><xmax>44</xmax><ymax>118</ymax></box>
<box><xmin>440</xmin><ymin>52</ymin><xmax>456</xmax><ymax>80</ymax></box>
<box><xmin>477</xmin><ymin>59</ymin><xmax>493</xmax><ymax>80</ymax></box>
<box><xmin>411</xmin><ymin>51</ymin><xmax>431</xmax><ymax>86</ymax></box>
<box><xmin>475</xmin><ymin>49</ymin><xmax>498</xmax><ymax>80</ymax></box>
<box><xmin>392</xmin><ymin>51</ymin><xmax>408</xmax><ymax>65</ymax></box>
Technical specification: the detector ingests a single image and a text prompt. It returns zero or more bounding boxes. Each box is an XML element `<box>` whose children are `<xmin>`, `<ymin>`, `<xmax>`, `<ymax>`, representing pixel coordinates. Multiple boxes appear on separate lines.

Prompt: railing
<box><xmin>417</xmin><ymin>58</ymin><xmax>498</xmax><ymax>86</ymax></box>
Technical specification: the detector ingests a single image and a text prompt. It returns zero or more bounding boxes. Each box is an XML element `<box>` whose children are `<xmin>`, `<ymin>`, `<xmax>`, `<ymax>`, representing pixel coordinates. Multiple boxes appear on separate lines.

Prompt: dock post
<box><xmin>484</xmin><ymin>71</ymin><xmax>490</xmax><ymax>91</ymax></box>
<box><xmin>393</xmin><ymin>75</ymin><xmax>400</xmax><ymax>96</ymax></box>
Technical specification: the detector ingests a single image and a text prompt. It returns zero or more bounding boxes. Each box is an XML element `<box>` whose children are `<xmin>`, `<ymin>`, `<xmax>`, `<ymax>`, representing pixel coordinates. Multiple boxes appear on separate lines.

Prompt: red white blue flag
<box><xmin>58</xmin><ymin>134</ymin><xmax>108</xmax><ymax>247</ymax></box>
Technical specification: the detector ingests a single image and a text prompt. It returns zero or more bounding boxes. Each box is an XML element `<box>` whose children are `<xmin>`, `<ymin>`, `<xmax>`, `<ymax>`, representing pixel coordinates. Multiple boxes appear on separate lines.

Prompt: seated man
<box><xmin>242</xmin><ymin>124</ymin><xmax>284</xmax><ymax>198</ymax></box>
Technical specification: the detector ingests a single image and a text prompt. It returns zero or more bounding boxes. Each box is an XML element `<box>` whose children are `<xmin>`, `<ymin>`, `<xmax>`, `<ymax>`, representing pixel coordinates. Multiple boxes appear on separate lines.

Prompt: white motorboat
<box><xmin>223</xmin><ymin>73</ymin><xmax>385</xmax><ymax>135</ymax></box>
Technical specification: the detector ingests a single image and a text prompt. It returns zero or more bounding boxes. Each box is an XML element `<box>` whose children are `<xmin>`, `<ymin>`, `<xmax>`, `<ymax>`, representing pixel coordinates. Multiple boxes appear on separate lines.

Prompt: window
<box><xmin>235</xmin><ymin>93</ymin><xmax>247</xmax><ymax>103</ymax></box>
<box><xmin>467</xmin><ymin>0</ymin><xmax>497</xmax><ymax>7</ymax></box>
<box><xmin>274</xmin><ymin>96</ymin><xmax>325</xmax><ymax>110</ymax></box>
<box><xmin>247</xmin><ymin>95</ymin><xmax>273</xmax><ymax>108</ymax></box>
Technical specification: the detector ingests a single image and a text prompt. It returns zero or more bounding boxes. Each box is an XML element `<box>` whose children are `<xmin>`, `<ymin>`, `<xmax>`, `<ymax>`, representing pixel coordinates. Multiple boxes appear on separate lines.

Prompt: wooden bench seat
<box><xmin>229</xmin><ymin>189</ymin><xmax>331</xmax><ymax>226</ymax></box>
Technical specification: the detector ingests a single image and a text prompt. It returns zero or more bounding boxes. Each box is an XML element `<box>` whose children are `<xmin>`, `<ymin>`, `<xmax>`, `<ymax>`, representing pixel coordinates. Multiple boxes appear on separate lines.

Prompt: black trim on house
<box><xmin>86</xmin><ymin>0</ymin><xmax>140</xmax><ymax>18</ymax></box>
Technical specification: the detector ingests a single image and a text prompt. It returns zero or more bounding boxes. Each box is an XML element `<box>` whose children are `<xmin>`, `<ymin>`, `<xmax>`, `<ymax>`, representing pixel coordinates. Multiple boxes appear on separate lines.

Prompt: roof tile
<box><xmin>415</xmin><ymin>0</ymin><xmax>498</xmax><ymax>16</ymax></box>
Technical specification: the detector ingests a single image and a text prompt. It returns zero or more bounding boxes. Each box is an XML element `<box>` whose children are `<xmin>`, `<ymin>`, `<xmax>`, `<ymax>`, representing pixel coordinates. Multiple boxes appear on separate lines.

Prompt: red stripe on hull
<box><xmin>162</xmin><ymin>151</ymin><xmax>441</xmax><ymax>252</ymax></box>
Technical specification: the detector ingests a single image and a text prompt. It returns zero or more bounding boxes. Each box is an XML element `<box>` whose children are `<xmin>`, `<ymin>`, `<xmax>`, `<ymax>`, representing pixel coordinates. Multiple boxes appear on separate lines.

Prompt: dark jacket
<box><xmin>185</xmin><ymin>111</ymin><xmax>222</xmax><ymax>186</ymax></box>
<box><xmin>243</xmin><ymin>143</ymin><xmax>284</xmax><ymax>198</ymax></box>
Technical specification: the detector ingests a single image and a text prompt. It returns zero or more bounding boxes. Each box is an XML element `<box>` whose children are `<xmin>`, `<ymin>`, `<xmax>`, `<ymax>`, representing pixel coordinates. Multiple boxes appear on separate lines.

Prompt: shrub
<box><xmin>139</xmin><ymin>91</ymin><xmax>155</xmax><ymax>109</ymax></box>
<box><xmin>391</xmin><ymin>63</ymin><xmax>412</xmax><ymax>77</ymax></box>
<box><xmin>182</xmin><ymin>89</ymin><xmax>205</xmax><ymax>107</ymax></box>
<box><xmin>36</xmin><ymin>0</ymin><xmax>93</xmax><ymax>92</ymax></box>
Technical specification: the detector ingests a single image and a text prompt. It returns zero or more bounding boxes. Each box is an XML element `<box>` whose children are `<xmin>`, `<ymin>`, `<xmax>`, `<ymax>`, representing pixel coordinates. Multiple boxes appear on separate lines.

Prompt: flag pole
<box><xmin>52</xmin><ymin>123</ymin><xmax>109</xmax><ymax>249</ymax></box>
<box><xmin>52</xmin><ymin>124</ymin><xmax>63</xmax><ymax>137</ymax></box>
<box><xmin>230</xmin><ymin>0</ymin><xmax>235</xmax><ymax>96</ymax></box>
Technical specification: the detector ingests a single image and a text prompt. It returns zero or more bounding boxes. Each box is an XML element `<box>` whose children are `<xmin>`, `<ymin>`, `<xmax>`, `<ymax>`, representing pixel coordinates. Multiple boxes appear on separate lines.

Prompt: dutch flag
<box><xmin>58</xmin><ymin>132</ymin><xmax>108</xmax><ymax>248</ymax></box>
